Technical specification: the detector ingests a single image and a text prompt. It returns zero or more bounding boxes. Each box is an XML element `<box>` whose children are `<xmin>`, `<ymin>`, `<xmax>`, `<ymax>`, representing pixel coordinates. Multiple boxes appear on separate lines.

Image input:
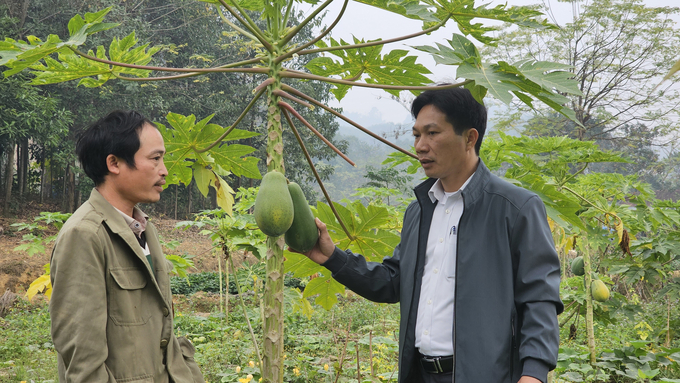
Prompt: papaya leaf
<box><xmin>306</xmin><ymin>37</ymin><xmax>431</xmax><ymax>99</ymax></box>
<box><xmin>284</xmin><ymin>251</ymin><xmax>323</xmax><ymax>278</ymax></box>
<box><xmin>193</xmin><ymin>163</ymin><xmax>214</xmax><ymax>197</ymax></box>
<box><xmin>30</xmin><ymin>32</ymin><xmax>160</xmax><ymax>87</ymax></box>
<box><xmin>1</xmin><ymin>8</ymin><xmax>118</xmax><ymax>77</ymax></box>
<box><xmin>415</xmin><ymin>34</ymin><xmax>582</xmax><ymax>124</ymax></box>
<box><xmin>26</xmin><ymin>274</ymin><xmax>52</xmax><ymax>301</ymax></box>
<box><xmin>354</xmin><ymin>0</ymin><xmax>438</xmax><ymax>22</ymax></box>
<box><xmin>213</xmin><ymin>171</ymin><xmax>235</xmax><ymax>214</ymax></box>
<box><xmin>315</xmin><ymin>201</ymin><xmax>400</xmax><ymax>261</ymax></box>
<box><xmin>427</xmin><ymin>0</ymin><xmax>552</xmax><ymax>44</ymax></box>
<box><xmin>158</xmin><ymin>112</ymin><xmax>261</xmax><ymax>191</ymax></box>
<box><xmin>302</xmin><ymin>270</ymin><xmax>345</xmax><ymax>311</ymax></box>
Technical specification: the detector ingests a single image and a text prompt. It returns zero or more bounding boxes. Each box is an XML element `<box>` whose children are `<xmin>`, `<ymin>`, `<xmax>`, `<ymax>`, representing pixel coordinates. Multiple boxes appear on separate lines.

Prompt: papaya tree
<box><xmin>0</xmin><ymin>0</ymin><xmax>585</xmax><ymax>380</ymax></box>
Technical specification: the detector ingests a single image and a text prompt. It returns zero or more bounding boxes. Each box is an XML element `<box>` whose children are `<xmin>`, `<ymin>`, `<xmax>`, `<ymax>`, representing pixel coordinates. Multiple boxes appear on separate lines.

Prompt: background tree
<box><xmin>483</xmin><ymin>0</ymin><xmax>680</xmax><ymax>197</ymax></box>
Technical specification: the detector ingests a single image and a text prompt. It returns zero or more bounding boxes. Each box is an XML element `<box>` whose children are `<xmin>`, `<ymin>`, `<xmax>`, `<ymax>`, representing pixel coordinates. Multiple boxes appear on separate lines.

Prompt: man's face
<box><xmin>413</xmin><ymin>104</ymin><xmax>473</xmax><ymax>186</ymax></box>
<box><xmin>116</xmin><ymin>123</ymin><xmax>167</xmax><ymax>205</ymax></box>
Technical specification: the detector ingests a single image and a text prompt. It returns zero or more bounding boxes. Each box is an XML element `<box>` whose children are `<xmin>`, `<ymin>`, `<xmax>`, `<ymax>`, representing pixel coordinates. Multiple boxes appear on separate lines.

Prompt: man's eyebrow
<box><xmin>150</xmin><ymin>149</ymin><xmax>166</xmax><ymax>155</ymax></box>
<box><xmin>413</xmin><ymin>123</ymin><xmax>439</xmax><ymax>131</ymax></box>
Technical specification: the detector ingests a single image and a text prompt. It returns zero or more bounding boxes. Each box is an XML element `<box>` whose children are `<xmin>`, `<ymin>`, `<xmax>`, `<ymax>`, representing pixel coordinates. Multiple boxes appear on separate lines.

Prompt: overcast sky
<box><xmin>302</xmin><ymin>0</ymin><xmax>680</xmax><ymax>125</ymax></box>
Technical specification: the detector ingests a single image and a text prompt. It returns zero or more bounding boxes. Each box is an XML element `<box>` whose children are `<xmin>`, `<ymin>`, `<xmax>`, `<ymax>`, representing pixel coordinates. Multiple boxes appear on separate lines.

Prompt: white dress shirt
<box><xmin>415</xmin><ymin>173</ymin><xmax>475</xmax><ymax>356</ymax></box>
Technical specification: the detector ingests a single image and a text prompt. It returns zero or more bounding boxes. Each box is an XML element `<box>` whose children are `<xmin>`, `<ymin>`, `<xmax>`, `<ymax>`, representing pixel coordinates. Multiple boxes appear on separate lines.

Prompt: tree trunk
<box><xmin>62</xmin><ymin>164</ymin><xmax>70</xmax><ymax>211</ymax></box>
<box><xmin>40</xmin><ymin>152</ymin><xmax>47</xmax><ymax>204</ymax></box>
<box><xmin>20</xmin><ymin>137</ymin><xmax>28</xmax><ymax>196</ymax></box>
<box><xmin>187</xmin><ymin>180</ymin><xmax>192</xmax><ymax>218</ymax></box>
<box><xmin>67</xmin><ymin>163</ymin><xmax>75</xmax><ymax>212</ymax></box>
<box><xmin>4</xmin><ymin>143</ymin><xmax>15</xmax><ymax>215</ymax></box>
<box><xmin>174</xmin><ymin>184</ymin><xmax>178</xmax><ymax>220</ymax></box>
<box><xmin>16</xmin><ymin>139</ymin><xmax>24</xmax><ymax>197</ymax></box>
<box><xmin>262</xmin><ymin>63</ymin><xmax>285</xmax><ymax>383</ymax></box>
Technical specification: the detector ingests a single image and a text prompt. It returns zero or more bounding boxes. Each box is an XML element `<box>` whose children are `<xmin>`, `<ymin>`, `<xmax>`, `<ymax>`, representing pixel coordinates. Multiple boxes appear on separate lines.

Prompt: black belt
<box><xmin>419</xmin><ymin>353</ymin><xmax>454</xmax><ymax>374</ymax></box>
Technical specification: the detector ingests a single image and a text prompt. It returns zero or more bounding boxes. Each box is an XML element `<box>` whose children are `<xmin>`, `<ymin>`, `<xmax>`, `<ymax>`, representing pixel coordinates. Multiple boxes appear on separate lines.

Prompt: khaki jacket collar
<box><xmin>87</xmin><ymin>188</ymin><xmax>166</xmax><ymax>301</ymax></box>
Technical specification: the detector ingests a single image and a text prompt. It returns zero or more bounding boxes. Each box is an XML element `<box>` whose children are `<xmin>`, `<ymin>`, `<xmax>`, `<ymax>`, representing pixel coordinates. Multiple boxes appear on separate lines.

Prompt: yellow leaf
<box><xmin>26</xmin><ymin>274</ymin><xmax>51</xmax><ymax>301</ymax></box>
<box><xmin>213</xmin><ymin>172</ymin><xmax>234</xmax><ymax>215</ymax></box>
<box><xmin>615</xmin><ymin>221</ymin><xmax>624</xmax><ymax>244</ymax></box>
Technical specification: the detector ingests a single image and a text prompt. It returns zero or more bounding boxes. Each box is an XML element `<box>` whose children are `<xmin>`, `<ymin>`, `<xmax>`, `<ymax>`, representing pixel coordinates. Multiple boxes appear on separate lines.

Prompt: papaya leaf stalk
<box><xmin>282</xmin><ymin>109</ymin><xmax>355</xmax><ymax>241</ymax></box>
<box><xmin>278</xmin><ymin>101</ymin><xmax>355</xmax><ymax>167</ymax></box>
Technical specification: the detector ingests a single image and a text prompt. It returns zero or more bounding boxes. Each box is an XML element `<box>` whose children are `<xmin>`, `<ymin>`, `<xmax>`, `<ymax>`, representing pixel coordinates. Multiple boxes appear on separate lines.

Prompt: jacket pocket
<box><xmin>109</xmin><ymin>267</ymin><xmax>152</xmax><ymax>326</ymax></box>
<box><xmin>178</xmin><ymin>336</ymin><xmax>206</xmax><ymax>383</ymax></box>
<box><xmin>116</xmin><ymin>374</ymin><xmax>154</xmax><ymax>383</ymax></box>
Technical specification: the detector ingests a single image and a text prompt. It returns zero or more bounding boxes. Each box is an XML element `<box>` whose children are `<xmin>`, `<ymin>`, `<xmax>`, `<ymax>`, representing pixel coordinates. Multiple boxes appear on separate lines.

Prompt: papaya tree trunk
<box><xmin>582</xmin><ymin>244</ymin><xmax>596</xmax><ymax>364</ymax></box>
<box><xmin>262</xmin><ymin>57</ymin><xmax>285</xmax><ymax>383</ymax></box>
<box><xmin>4</xmin><ymin>142</ymin><xmax>15</xmax><ymax>215</ymax></box>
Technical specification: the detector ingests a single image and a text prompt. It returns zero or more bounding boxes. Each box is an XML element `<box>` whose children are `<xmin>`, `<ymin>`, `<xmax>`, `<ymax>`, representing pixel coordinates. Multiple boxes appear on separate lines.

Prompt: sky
<box><xmin>301</xmin><ymin>0</ymin><xmax>680</xmax><ymax>126</ymax></box>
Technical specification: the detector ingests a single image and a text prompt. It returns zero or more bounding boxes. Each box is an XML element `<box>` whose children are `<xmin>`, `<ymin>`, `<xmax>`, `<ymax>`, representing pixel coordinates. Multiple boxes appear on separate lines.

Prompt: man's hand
<box><xmin>518</xmin><ymin>376</ymin><xmax>542</xmax><ymax>383</ymax></box>
<box><xmin>294</xmin><ymin>218</ymin><xmax>335</xmax><ymax>264</ymax></box>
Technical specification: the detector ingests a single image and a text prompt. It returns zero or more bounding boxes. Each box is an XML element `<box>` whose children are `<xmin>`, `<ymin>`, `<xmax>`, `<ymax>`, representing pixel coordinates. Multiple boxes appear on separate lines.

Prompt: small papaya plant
<box><xmin>0</xmin><ymin>1</ymin><xmax>585</xmax><ymax>380</ymax></box>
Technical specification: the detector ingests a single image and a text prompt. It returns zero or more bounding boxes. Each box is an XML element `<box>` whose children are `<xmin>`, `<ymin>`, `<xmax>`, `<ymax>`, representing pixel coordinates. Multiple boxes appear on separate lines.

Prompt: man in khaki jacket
<box><xmin>50</xmin><ymin>110</ymin><xmax>205</xmax><ymax>383</ymax></box>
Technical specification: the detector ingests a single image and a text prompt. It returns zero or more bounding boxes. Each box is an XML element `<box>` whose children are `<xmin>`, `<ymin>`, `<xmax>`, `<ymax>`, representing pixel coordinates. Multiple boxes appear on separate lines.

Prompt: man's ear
<box><xmin>466</xmin><ymin>128</ymin><xmax>479</xmax><ymax>151</ymax></box>
<box><xmin>106</xmin><ymin>154</ymin><xmax>122</xmax><ymax>175</ymax></box>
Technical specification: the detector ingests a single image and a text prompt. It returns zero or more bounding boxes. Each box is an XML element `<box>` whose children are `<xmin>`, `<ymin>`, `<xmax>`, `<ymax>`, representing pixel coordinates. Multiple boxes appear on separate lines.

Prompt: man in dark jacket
<box><xmin>302</xmin><ymin>87</ymin><xmax>563</xmax><ymax>383</ymax></box>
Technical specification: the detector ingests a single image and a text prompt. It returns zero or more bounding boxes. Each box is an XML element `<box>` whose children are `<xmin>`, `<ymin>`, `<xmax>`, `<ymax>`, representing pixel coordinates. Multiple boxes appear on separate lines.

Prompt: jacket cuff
<box><xmin>321</xmin><ymin>246</ymin><xmax>347</xmax><ymax>273</ymax></box>
<box><xmin>522</xmin><ymin>358</ymin><xmax>550</xmax><ymax>383</ymax></box>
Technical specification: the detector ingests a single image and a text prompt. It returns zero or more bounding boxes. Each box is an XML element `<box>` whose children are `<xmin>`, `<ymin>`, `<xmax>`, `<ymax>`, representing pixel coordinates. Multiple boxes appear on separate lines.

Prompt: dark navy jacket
<box><xmin>323</xmin><ymin>159</ymin><xmax>563</xmax><ymax>382</ymax></box>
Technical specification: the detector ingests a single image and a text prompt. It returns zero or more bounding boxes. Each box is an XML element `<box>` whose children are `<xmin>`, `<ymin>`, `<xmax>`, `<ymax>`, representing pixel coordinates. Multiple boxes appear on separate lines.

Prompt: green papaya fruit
<box><xmin>285</xmin><ymin>182</ymin><xmax>319</xmax><ymax>253</ymax></box>
<box><xmin>571</xmin><ymin>256</ymin><xmax>585</xmax><ymax>276</ymax></box>
<box><xmin>591</xmin><ymin>279</ymin><xmax>610</xmax><ymax>302</ymax></box>
<box><xmin>254</xmin><ymin>171</ymin><xmax>294</xmax><ymax>237</ymax></box>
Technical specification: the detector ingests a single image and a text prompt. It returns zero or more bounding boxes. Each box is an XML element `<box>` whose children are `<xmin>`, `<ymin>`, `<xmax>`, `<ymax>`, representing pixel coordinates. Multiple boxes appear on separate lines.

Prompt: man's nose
<box><xmin>159</xmin><ymin>159</ymin><xmax>168</xmax><ymax>177</ymax></box>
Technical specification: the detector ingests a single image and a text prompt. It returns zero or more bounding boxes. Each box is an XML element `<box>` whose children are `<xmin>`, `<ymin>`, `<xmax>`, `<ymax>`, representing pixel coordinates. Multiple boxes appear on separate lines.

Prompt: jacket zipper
<box><xmin>453</xmin><ymin>199</ymin><xmax>465</xmax><ymax>383</ymax></box>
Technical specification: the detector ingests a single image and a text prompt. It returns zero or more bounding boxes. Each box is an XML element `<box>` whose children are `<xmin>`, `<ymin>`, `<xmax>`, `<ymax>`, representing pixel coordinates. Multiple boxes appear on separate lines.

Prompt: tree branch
<box><xmin>280</xmin><ymin>69</ymin><xmax>471</xmax><ymax>91</ymax></box>
<box><xmin>281</xmin><ymin>84</ymin><xmax>417</xmax><ymax>159</ymax></box>
<box><xmin>279</xmin><ymin>0</ymin><xmax>334</xmax><ymax>47</ymax></box>
<box><xmin>69</xmin><ymin>47</ymin><xmax>268</xmax><ymax>74</ymax></box>
<box><xmin>274</xmin><ymin>0</ymin><xmax>349</xmax><ymax>64</ymax></box>
<box><xmin>281</xmin><ymin>109</ymin><xmax>355</xmax><ymax>241</ymax></box>
<box><xmin>216</xmin><ymin>0</ymin><xmax>273</xmax><ymax>52</ymax></box>
<box><xmin>294</xmin><ymin>17</ymin><xmax>448</xmax><ymax>57</ymax></box>
<box><xmin>271</xmin><ymin>89</ymin><xmax>313</xmax><ymax>109</ymax></box>
<box><xmin>216</xmin><ymin>5</ymin><xmax>259</xmax><ymax>42</ymax></box>
<box><xmin>112</xmin><ymin>57</ymin><xmax>266</xmax><ymax>81</ymax></box>
<box><xmin>278</xmin><ymin>101</ymin><xmax>355</xmax><ymax>167</ymax></box>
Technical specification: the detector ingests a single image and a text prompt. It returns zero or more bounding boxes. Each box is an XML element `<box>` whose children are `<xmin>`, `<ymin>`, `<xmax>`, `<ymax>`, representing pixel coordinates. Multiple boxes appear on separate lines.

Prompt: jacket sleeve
<box><xmin>321</xmin><ymin>243</ymin><xmax>402</xmax><ymax>304</ymax></box>
<box><xmin>50</xmin><ymin>225</ymin><xmax>117</xmax><ymax>383</ymax></box>
<box><xmin>511</xmin><ymin>195</ymin><xmax>564</xmax><ymax>382</ymax></box>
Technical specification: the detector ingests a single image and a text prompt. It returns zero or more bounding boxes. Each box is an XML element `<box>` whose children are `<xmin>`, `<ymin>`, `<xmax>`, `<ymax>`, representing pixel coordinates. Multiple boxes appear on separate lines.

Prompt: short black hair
<box><xmin>76</xmin><ymin>110</ymin><xmax>156</xmax><ymax>186</ymax></box>
<box><xmin>411</xmin><ymin>86</ymin><xmax>487</xmax><ymax>155</ymax></box>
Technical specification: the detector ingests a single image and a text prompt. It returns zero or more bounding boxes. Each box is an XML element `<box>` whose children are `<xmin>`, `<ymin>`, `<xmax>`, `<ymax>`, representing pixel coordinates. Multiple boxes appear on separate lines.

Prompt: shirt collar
<box><xmin>114</xmin><ymin>206</ymin><xmax>149</xmax><ymax>237</ymax></box>
<box><xmin>428</xmin><ymin>172</ymin><xmax>476</xmax><ymax>204</ymax></box>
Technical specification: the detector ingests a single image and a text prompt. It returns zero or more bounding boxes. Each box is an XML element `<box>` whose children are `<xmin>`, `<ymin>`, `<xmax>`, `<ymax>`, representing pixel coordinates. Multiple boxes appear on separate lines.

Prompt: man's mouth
<box><xmin>155</xmin><ymin>180</ymin><xmax>166</xmax><ymax>187</ymax></box>
<box><xmin>419</xmin><ymin>158</ymin><xmax>434</xmax><ymax>164</ymax></box>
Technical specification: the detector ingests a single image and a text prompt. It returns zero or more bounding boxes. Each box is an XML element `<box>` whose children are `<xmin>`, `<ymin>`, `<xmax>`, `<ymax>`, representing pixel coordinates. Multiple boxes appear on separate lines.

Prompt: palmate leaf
<box><xmin>315</xmin><ymin>201</ymin><xmax>400</xmax><ymax>260</ymax></box>
<box><xmin>355</xmin><ymin>0</ymin><xmax>439</xmax><ymax>22</ymax></box>
<box><xmin>306</xmin><ymin>37</ymin><xmax>431</xmax><ymax>100</ymax></box>
<box><xmin>416</xmin><ymin>34</ymin><xmax>582</xmax><ymax>124</ymax></box>
<box><xmin>29</xmin><ymin>32</ymin><xmax>160</xmax><ymax>87</ymax></box>
<box><xmin>0</xmin><ymin>8</ymin><xmax>118</xmax><ymax>77</ymax></box>
<box><xmin>157</xmin><ymin>112</ymin><xmax>261</xmax><ymax>214</ymax></box>
<box><xmin>285</xmin><ymin>200</ymin><xmax>400</xmax><ymax>310</ymax></box>
<box><xmin>428</xmin><ymin>0</ymin><xmax>552</xmax><ymax>45</ymax></box>
<box><xmin>302</xmin><ymin>270</ymin><xmax>345</xmax><ymax>310</ymax></box>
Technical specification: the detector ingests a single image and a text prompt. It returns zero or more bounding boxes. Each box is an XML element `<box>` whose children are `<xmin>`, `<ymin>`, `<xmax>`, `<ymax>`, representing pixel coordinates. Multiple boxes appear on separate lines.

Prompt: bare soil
<box><xmin>0</xmin><ymin>200</ymin><xmax>219</xmax><ymax>295</ymax></box>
